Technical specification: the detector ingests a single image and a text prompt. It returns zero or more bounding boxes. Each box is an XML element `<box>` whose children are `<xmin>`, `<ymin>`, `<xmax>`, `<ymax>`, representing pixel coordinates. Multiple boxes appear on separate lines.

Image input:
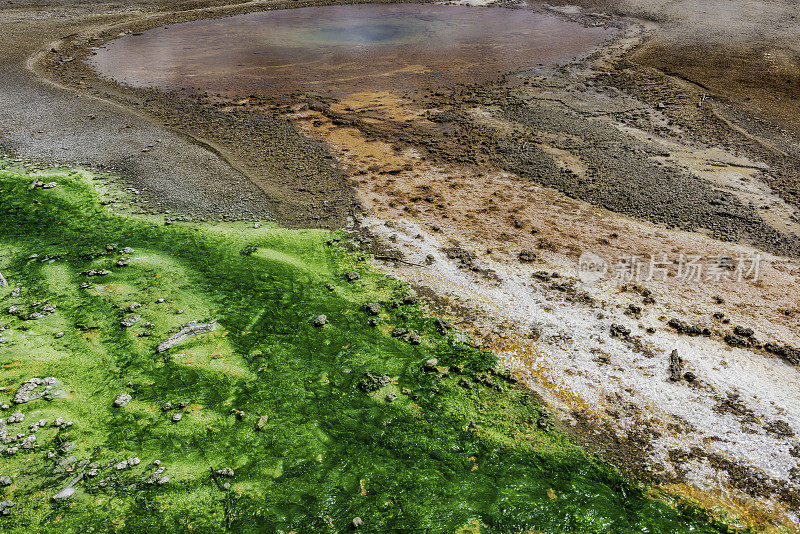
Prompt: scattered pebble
<box><xmin>113</xmin><ymin>393</ymin><xmax>132</xmax><ymax>407</ymax></box>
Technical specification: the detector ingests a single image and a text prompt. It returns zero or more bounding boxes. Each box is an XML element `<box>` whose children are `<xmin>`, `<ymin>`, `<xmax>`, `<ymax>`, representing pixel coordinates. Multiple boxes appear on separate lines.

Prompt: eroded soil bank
<box><xmin>2</xmin><ymin>0</ymin><xmax>800</xmax><ymax>531</ymax></box>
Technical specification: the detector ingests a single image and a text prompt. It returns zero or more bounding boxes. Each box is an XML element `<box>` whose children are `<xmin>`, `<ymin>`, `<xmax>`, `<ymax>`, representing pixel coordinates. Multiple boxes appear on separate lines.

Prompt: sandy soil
<box><xmin>3</xmin><ymin>0</ymin><xmax>800</xmax><ymax>530</ymax></box>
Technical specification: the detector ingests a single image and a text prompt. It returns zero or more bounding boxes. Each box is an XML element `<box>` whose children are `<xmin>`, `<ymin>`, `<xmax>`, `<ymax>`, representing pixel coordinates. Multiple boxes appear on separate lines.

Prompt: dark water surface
<box><xmin>87</xmin><ymin>4</ymin><xmax>613</xmax><ymax>97</ymax></box>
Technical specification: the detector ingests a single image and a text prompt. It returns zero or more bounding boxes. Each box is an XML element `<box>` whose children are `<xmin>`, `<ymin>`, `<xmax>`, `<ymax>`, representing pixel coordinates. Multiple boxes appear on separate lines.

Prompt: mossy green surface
<box><xmin>0</xmin><ymin>161</ymin><xmax>737</xmax><ymax>533</ymax></box>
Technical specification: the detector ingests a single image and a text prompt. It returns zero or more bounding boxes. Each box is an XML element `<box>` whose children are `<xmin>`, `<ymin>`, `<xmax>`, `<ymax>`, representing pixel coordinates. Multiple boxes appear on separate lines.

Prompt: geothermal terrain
<box><xmin>1</xmin><ymin>0</ymin><xmax>799</xmax><ymax>532</ymax></box>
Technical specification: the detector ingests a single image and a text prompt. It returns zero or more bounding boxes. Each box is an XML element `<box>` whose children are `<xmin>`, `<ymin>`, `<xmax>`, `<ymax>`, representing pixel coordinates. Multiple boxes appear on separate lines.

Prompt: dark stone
<box><xmin>724</xmin><ymin>334</ymin><xmax>749</xmax><ymax>348</ymax></box>
<box><xmin>667</xmin><ymin>318</ymin><xmax>705</xmax><ymax>336</ymax></box>
<box><xmin>668</xmin><ymin>349</ymin><xmax>683</xmax><ymax>382</ymax></box>
<box><xmin>610</xmin><ymin>323</ymin><xmax>631</xmax><ymax>337</ymax></box>
<box><xmin>764</xmin><ymin>342</ymin><xmax>800</xmax><ymax>365</ymax></box>
<box><xmin>356</xmin><ymin>372</ymin><xmax>391</xmax><ymax>393</ymax></box>
<box><xmin>406</xmin><ymin>330</ymin><xmax>421</xmax><ymax>345</ymax></box>
<box><xmin>391</xmin><ymin>327</ymin><xmax>407</xmax><ymax>338</ymax></box>
<box><xmin>734</xmin><ymin>326</ymin><xmax>754</xmax><ymax>337</ymax></box>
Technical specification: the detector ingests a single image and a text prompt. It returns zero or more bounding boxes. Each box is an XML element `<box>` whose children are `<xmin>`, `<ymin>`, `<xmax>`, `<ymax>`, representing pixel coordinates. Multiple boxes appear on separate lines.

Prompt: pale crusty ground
<box><xmin>283</xmin><ymin>44</ymin><xmax>800</xmax><ymax>529</ymax></box>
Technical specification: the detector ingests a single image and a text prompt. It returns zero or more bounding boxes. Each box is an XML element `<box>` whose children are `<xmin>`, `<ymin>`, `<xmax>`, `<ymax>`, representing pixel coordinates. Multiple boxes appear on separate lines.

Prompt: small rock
<box><xmin>434</xmin><ymin>318</ymin><xmax>452</xmax><ymax>335</ymax></box>
<box><xmin>386</xmin><ymin>392</ymin><xmax>398</xmax><ymax>402</ymax></box>
<box><xmin>13</xmin><ymin>378</ymin><xmax>48</xmax><ymax>404</ymax></box>
<box><xmin>345</xmin><ymin>271</ymin><xmax>361</xmax><ymax>282</ymax></box>
<box><xmin>424</xmin><ymin>358</ymin><xmax>438</xmax><ymax>371</ymax></box>
<box><xmin>537</xmin><ymin>411</ymin><xmax>553</xmax><ymax>430</ymax></box>
<box><xmin>7</xmin><ymin>411</ymin><xmax>24</xmax><ymax>424</ymax></box>
<box><xmin>356</xmin><ymin>372</ymin><xmax>391</xmax><ymax>393</ymax></box>
<box><xmin>113</xmin><ymin>393</ymin><xmax>132</xmax><ymax>407</ymax></box>
<box><xmin>391</xmin><ymin>327</ymin><xmax>407</xmax><ymax>338</ymax></box>
<box><xmin>120</xmin><ymin>315</ymin><xmax>141</xmax><ymax>327</ymax></box>
<box><xmin>352</xmin><ymin>517</ymin><xmax>363</xmax><ymax>529</ymax></box>
<box><xmin>0</xmin><ymin>476</ymin><xmax>11</xmax><ymax>487</ymax></box>
<box><xmin>215</xmin><ymin>467</ymin><xmax>234</xmax><ymax>478</ymax></box>
<box><xmin>52</xmin><ymin>486</ymin><xmax>75</xmax><ymax>501</ymax></box>
<box><xmin>313</xmin><ymin>314</ymin><xmax>327</xmax><ymax>327</ymax></box>
<box><xmin>734</xmin><ymin>326</ymin><xmax>754</xmax><ymax>337</ymax></box>
<box><xmin>172</xmin><ymin>413</ymin><xmax>182</xmax><ymax>423</ymax></box>
<box><xmin>724</xmin><ymin>334</ymin><xmax>749</xmax><ymax>348</ymax></box>
<box><xmin>364</xmin><ymin>303</ymin><xmax>381</xmax><ymax>316</ymax></box>
<box><xmin>86</xmin><ymin>462</ymin><xmax>101</xmax><ymax>477</ymax></box>
<box><xmin>518</xmin><ymin>250</ymin><xmax>537</xmax><ymax>262</ymax></box>
<box><xmin>610</xmin><ymin>324</ymin><xmax>631</xmax><ymax>338</ymax></box>
<box><xmin>255</xmin><ymin>414</ymin><xmax>268</xmax><ymax>431</ymax></box>
<box><xmin>0</xmin><ymin>500</ymin><xmax>15</xmax><ymax>516</ymax></box>
<box><xmin>406</xmin><ymin>330</ymin><xmax>421</xmax><ymax>345</ymax></box>
<box><xmin>668</xmin><ymin>349</ymin><xmax>683</xmax><ymax>382</ymax></box>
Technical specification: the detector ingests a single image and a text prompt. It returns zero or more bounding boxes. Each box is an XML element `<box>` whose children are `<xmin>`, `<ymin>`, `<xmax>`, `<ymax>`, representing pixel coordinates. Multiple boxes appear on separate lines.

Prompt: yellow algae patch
<box><xmin>456</xmin><ymin>519</ymin><xmax>483</xmax><ymax>534</ymax></box>
<box><xmin>660</xmin><ymin>483</ymin><xmax>791</xmax><ymax>532</ymax></box>
<box><xmin>331</xmin><ymin>90</ymin><xmax>423</xmax><ymax>123</ymax></box>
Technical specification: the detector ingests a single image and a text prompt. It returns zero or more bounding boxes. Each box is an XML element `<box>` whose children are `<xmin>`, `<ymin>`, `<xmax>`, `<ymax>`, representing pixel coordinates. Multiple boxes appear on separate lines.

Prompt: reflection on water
<box><xmin>88</xmin><ymin>4</ymin><xmax>612</xmax><ymax>97</ymax></box>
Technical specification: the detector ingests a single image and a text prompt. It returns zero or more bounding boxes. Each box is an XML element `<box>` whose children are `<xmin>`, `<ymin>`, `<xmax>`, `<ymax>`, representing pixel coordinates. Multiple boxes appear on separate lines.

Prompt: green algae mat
<box><xmin>0</xmin><ymin>160</ymin><xmax>736</xmax><ymax>533</ymax></box>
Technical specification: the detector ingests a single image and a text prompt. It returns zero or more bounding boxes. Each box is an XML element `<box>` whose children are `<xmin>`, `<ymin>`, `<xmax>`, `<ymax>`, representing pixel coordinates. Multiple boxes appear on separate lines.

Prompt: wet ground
<box><xmin>88</xmin><ymin>4</ymin><xmax>612</xmax><ymax>97</ymax></box>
